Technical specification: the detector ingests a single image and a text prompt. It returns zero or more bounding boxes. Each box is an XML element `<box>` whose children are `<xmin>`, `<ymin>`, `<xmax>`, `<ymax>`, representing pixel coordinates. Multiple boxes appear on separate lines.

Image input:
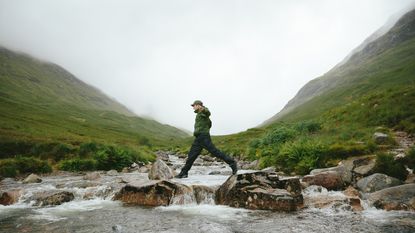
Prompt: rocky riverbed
<box><xmin>1</xmin><ymin>152</ymin><xmax>415</xmax><ymax>233</ymax></box>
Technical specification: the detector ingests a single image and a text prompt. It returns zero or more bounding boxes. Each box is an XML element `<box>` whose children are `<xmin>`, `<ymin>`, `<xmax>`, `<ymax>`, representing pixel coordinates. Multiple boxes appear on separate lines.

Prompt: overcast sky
<box><xmin>0</xmin><ymin>0</ymin><xmax>414</xmax><ymax>135</ymax></box>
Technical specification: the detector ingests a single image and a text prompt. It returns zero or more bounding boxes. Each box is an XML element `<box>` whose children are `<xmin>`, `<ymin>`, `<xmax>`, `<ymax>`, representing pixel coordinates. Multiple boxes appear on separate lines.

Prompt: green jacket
<box><xmin>193</xmin><ymin>107</ymin><xmax>212</xmax><ymax>136</ymax></box>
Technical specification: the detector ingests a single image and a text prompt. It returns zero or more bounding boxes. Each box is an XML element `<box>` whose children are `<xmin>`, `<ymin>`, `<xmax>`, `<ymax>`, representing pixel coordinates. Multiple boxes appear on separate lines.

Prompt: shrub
<box><xmin>59</xmin><ymin>157</ymin><xmax>97</xmax><ymax>171</ymax></box>
<box><xmin>277</xmin><ymin>140</ymin><xmax>327</xmax><ymax>175</ymax></box>
<box><xmin>294</xmin><ymin>121</ymin><xmax>321</xmax><ymax>133</ymax></box>
<box><xmin>403</xmin><ymin>147</ymin><xmax>415</xmax><ymax>170</ymax></box>
<box><xmin>262</xmin><ymin>127</ymin><xmax>297</xmax><ymax>146</ymax></box>
<box><xmin>373</xmin><ymin>153</ymin><xmax>408</xmax><ymax>180</ymax></box>
<box><xmin>93</xmin><ymin>146</ymin><xmax>136</xmax><ymax>171</ymax></box>
<box><xmin>0</xmin><ymin>156</ymin><xmax>52</xmax><ymax>177</ymax></box>
<box><xmin>79</xmin><ymin>142</ymin><xmax>99</xmax><ymax>157</ymax></box>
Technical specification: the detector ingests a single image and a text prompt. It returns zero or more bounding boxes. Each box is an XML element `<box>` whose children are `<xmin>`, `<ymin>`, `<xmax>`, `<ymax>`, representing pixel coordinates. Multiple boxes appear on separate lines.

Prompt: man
<box><xmin>175</xmin><ymin>100</ymin><xmax>238</xmax><ymax>178</ymax></box>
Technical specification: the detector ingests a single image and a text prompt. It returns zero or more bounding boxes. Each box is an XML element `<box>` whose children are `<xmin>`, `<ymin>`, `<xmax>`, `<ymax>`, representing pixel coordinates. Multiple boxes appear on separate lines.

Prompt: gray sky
<box><xmin>0</xmin><ymin>0</ymin><xmax>414</xmax><ymax>135</ymax></box>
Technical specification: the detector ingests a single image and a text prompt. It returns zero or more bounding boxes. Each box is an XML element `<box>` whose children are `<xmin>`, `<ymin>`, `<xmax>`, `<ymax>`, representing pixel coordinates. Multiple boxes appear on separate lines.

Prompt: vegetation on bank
<box><xmin>0</xmin><ymin>141</ymin><xmax>156</xmax><ymax>177</ymax></box>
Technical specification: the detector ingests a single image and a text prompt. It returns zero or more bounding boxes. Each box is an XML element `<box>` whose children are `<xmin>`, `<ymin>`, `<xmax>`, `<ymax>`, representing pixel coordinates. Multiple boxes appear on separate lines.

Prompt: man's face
<box><xmin>192</xmin><ymin>104</ymin><xmax>202</xmax><ymax>111</ymax></box>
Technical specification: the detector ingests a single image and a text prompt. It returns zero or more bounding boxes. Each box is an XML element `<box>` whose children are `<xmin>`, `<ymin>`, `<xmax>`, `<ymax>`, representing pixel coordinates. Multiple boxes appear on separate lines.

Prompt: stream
<box><xmin>1</xmin><ymin>154</ymin><xmax>414</xmax><ymax>233</ymax></box>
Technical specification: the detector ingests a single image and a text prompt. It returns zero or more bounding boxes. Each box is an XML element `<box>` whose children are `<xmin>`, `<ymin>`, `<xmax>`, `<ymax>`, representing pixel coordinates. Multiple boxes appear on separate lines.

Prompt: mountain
<box><xmin>212</xmin><ymin>7</ymin><xmax>415</xmax><ymax>175</ymax></box>
<box><xmin>262</xmin><ymin>8</ymin><xmax>415</xmax><ymax>127</ymax></box>
<box><xmin>0</xmin><ymin>46</ymin><xmax>189</xmax><ymax>148</ymax></box>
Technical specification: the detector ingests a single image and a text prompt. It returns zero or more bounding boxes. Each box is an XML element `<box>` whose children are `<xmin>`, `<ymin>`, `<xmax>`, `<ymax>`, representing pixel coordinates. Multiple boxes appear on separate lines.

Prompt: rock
<box><xmin>138</xmin><ymin>166</ymin><xmax>149</xmax><ymax>173</ymax></box>
<box><xmin>113</xmin><ymin>180</ymin><xmax>194</xmax><ymax>206</ymax></box>
<box><xmin>368</xmin><ymin>184</ymin><xmax>415</xmax><ymax>211</ymax></box>
<box><xmin>261</xmin><ymin>167</ymin><xmax>276</xmax><ymax>173</ymax></box>
<box><xmin>191</xmin><ymin>185</ymin><xmax>216</xmax><ymax>204</ymax></box>
<box><xmin>373</xmin><ymin>132</ymin><xmax>388</xmax><ymax>144</ymax></box>
<box><xmin>0</xmin><ymin>189</ymin><xmax>23</xmax><ymax>205</ymax></box>
<box><xmin>208</xmin><ymin>171</ymin><xmax>221</xmax><ymax>175</ymax></box>
<box><xmin>240</xmin><ymin>160</ymin><xmax>259</xmax><ymax>170</ymax></box>
<box><xmin>83</xmin><ymin>172</ymin><xmax>101</xmax><ymax>180</ymax></box>
<box><xmin>22</xmin><ymin>173</ymin><xmax>42</xmax><ymax>184</ymax></box>
<box><xmin>131</xmin><ymin>162</ymin><xmax>138</xmax><ymax>168</ymax></box>
<box><xmin>215</xmin><ymin>172</ymin><xmax>303</xmax><ymax>211</ymax></box>
<box><xmin>343</xmin><ymin>186</ymin><xmax>361</xmax><ymax>198</ymax></box>
<box><xmin>148</xmin><ymin>159</ymin><xmax>174</xmax><ymax>180</ymax></box>
<box><xmin>405</xmin><ymin>173</ymin><xmax>415</xmax><ymax>184</ymax></box>
<box><xmin>303</xmin><ymin>185</ymin><xmax>362</xmax><ymax>211</ymax></box>
<box><xmin>107</xmin><ymin>170</ymin><xmax>119</xmax><ymax>176</ymax></box>
<box><xmin>343</xmin><ymin>186</ymin><xmax>363</xmax><ymax>211</ymax></box>
<box><xmin>121</xmin><ymin>167</ymin><xmax>130</xmax><ymax>173</ymax></box>
<box><xmin>32</xmin><ymin>190</ymin><xmax>74</xmax><ymax>206</ymax></box>
<box><xmin>310</xmin><ymin>165</ymin><xmax>352</xmax><ymax>184</ymax></box>
<box><xmin>341</xmin><ymin>155</ymin><xmax>377</xmax><ymax>183</ymax></box>
<box><xmin>302</xmin><ymin>171</ymin><xmax>344</xmax><ymax>190</ymax></box>
<box><xmin>178</xmin><ymin>154</ymin><xmax>187</xmax><ymax>159</ymax></box>
<box><xmin>356</xmin><ymin>173</ymin><xmax>403</xmax><ymax>193</ymax></box>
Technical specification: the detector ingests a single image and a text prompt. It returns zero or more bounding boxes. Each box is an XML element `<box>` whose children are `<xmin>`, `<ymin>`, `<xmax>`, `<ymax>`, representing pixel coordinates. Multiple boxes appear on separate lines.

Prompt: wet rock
<box><xmin>405</xmin><ymin>173</ymin><xmax>415</xmax><ymax>184</ymax></box>
<box><xmin>373</xmin><ymin>132</ymin><xmax>388</xmax><ymax>144</ymax></box>
<box><xmin>208</xmin><ymin>171</ymin><xmax>221</xmax><ymax>175</ymax></box>
<box><xmin>138</xmin><ymin>166</ymin><xmax>149</xmax><ymax>173</ymax></box>
<box><xmin>356</xmin><ymin>173</ymin><xmax>403</xmax><ymax>193</ymax></box>
<box><xmin>261</xmin><ymin>167</ymin><xmax>276</xmax><ymax>173</ymax></box>
<box><xmin>113</xmin><ymin>180</ymin><xmax>193</xmax><ymax>206</ymax></box>
<box><xmin>239</xmin><ymin>160</ymin><xmax>259</xmax><ymax>170</ymax></box>
<box><xmin>343</xmin><ymin>186</ymin><xmax>363</xmax><ymax>211</ymax></box>
<box><xmin>200</xmin><ymin>155</ymin><xmax>215</xmax><ymax>162</ymax></box>
<box><xmin>191</xmin><ymin>185</ymin><xmax>216</xmax><ymax>204</ymax></box>
<box><xmin>121</xmin><ymin>167</ymin><xmax>129</xmax><ymax>173</ymax></box>
<box><xmin>368</xmin><ymin>184</ymin><xmax>415</xmax><ymax>211</ymax></box>
<box><xmin>107</xmin><ymin>170</ymin><xmax>119</xmax><ymax>176</ymax></box>
<box><xmin>343</xmin><ymin>186</ymin><xmax>361</xmax><ymax>198</ymax></box>
<box><xmin>310</xmin><ymin>165</ymin><xmax>352</xmax><ymax>184</ymax></box>
<box><xmin>32</xmin><ymin>190</ymin><xmax>75</xmax><ymax>206</ymax></box>
<box><xmin>302</xmin><ymin>171</ymin><xmax>344</xmax><ymax>190</ymax></box>
<box><xmin>341</xmin><ymin>155</ymin><xmax>376</xmax><ymax>183</ymax></box>
<box><xmin>303</xmin><ymin>185</ymin><xmax>362</xmax><ymax>211</ymax></box>
<box><xmin>216</xmin><ymin>172</ymin><xmax>303</xmax><ymax>211</ymax></box>
<box><xmin>148</xmin><ymin>159</ymin><xmax>174</xmax><ymax>180</ymax></box>
<box><xmin>83</xmin><ymin>172</ymin><xmax>101</xmax><ymax>180</ymax></box>
<box><xmin>0</xmin><ymin>189</ymin><xmax>23</xmax><ymax>205</ymax></box>
<box><xmin>22</xmin><ymin>173</ymin><xmax>42</xmax><ymax>184</ymax></box>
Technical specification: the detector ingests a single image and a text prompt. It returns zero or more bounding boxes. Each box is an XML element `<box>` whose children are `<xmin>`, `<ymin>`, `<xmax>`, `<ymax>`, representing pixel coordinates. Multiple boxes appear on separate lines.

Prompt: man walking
<box><xmin>175</xmin><ymin>100</ymin><xmax>238</xmax><ymax>178</ymax></box>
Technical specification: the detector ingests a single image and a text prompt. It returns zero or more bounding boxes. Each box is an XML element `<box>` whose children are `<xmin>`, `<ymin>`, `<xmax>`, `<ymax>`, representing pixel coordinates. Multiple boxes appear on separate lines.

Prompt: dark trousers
<box><xmin>180</xmin><ymin>133</ymin><xmax>235</xmax><ymax>174</ymax></box>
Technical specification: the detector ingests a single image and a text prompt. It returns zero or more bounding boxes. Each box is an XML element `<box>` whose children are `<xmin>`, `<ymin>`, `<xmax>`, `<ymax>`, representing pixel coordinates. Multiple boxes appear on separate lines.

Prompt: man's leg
<box><xmin>200</xmin><ymin>134</ymin><xmax>238</xmax><ymax>174</ymax></box>
<box><xmin>177</xmin><ymin>137</ymin><xmax>203</xmax><ymax>177</ymax></box>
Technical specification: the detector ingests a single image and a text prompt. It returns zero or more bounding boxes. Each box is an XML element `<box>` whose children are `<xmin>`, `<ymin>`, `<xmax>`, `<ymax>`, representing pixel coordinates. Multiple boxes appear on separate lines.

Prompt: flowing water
<box><xmin>1</xmin><ymin>154</ymin><xmax>414</xmax><ymax>233</ymax></box>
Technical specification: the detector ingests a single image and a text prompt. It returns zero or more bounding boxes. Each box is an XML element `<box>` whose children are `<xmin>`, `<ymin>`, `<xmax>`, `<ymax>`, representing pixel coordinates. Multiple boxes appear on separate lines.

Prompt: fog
<box><xmin>0</xmin><ymin>0</ymin><xmax>414</xmax><ymax>135</ymax></box>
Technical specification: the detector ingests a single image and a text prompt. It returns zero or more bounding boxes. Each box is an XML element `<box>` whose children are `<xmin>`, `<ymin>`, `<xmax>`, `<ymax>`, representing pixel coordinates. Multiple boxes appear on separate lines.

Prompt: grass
<box><xmin>205</xmin><ymin>30</ymin><xmax>415</xmax><ymax>176</ymax></box>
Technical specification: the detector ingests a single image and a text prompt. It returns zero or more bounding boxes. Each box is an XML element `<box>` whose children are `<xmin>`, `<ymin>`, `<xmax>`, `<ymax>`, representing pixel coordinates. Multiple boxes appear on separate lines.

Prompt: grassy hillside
<box><xmin>210</xmin><ymin>9</ymin><xmax>415</xmax><ymax>176</ymax></box>
<box><xmin>0</xmin><ymin>47</ymin><xmax>189</xmax><ymax>177</ymax></box>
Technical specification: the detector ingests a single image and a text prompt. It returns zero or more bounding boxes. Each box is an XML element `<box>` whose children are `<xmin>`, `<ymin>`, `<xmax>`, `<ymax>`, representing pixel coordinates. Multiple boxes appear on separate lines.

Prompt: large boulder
<box><xmin>0</xmin><ymin>189</ymin><xmax>23</xmax><ymax>205</ymax></box>
<box><xmin>216</xmin><ymin>172</ymin><xmax>303</xmax><ymax>211</ymax></box>
<box><xmin>341</xmin><ymin>155</ymin><xmax>376</xmax><ymax>183</ymax></box>
<box><xmin>310</xmin><ymin>164</ymin><xmax>352</xmax><ymax>184</ymax></box>
<box><xmin>22</xmin><ymin>173</ymin><xmax>42</xmax><ymax>184</ymax></box>
<box><xmin>31</xmin><ymin>190</ymin><xmax>75</xmax><ymax>206</ymax></box>
<box><xmin>368</xmin><ymin>184</ymin><xmax>415</xmax><ymax>211</ymax></box>
<box><xmin>113</xmin><ymin>180</ymin><xmax>194</xmax><ymax>206</ymax></box>
<box><xmin>356</xmin><ymin>173</ymin><xmax>403</xmax><ymax>193</ymax></box>
<box><xmin>302</xmin><ymin>171</ymin><xmax>344</xmax><ymax>190</ymax></box>
<box><xmin>148</xmin><ymin>159</ymin><xmax>174</xmax><ymax>180</ymax></box>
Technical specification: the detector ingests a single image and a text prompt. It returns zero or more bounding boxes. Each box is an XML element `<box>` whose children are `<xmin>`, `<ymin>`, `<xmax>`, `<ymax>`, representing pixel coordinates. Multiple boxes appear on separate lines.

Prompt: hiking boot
<box><xmin>175</xmin><ymin>172</ymin><xmax>188</xmax><ymax>179</ymax></box>
<box><xmin>230</xmin><ymin>162</ymin><xmax>238</xmax><ymax>175</ymax></box>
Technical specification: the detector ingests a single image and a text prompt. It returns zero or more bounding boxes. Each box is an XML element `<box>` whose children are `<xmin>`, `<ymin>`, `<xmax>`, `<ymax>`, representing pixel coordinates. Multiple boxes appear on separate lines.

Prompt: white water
<box><xmin>1</xmin><ymin>153</ymin><xmax>415</xmax><ymax>233</ymax></box>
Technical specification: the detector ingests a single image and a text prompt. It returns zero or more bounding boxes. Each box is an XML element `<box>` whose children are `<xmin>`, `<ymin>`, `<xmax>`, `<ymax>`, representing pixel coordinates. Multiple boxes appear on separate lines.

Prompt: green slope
<box><xmin>211</xmin><ymin>8</ymin><xmax>415</xmax><ymax>175</ymax></box>
<box><xmin>0</xmin><ymin>47</ymin><xmax>188</xmax><ymax>161</ymax></box>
